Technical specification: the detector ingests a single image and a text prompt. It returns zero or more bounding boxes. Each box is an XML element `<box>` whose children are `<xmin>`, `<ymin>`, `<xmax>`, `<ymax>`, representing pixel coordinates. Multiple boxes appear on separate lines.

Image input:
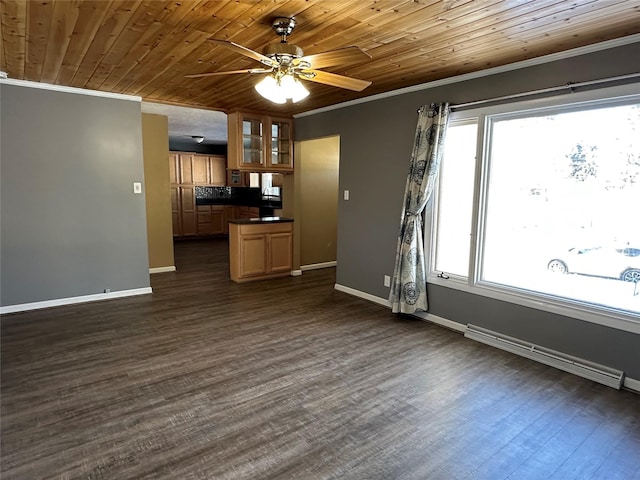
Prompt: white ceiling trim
<box><xmin>294</xmin><ymin>33</ymin><xmax>640</xmax><ymax>118</ymax></box>
<box><xmin>0</xmin><ymin>78</ymin><xmax>141</xmax><ymax>102</ymax></box>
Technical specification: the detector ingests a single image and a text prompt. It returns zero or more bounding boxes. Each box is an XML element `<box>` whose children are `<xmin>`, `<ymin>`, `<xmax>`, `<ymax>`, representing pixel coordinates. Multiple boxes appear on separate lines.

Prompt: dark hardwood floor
<box><xmin>2</xmin><ymin>238</ymin><xmax>639</xmax><ymax>480</ymax></box>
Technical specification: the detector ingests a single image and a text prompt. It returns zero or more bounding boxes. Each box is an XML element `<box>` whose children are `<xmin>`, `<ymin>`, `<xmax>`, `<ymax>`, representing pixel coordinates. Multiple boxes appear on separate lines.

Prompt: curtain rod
<box><xmin>424</xmin><ymin>72</ymin><xmax>640</xmax><ymax>112</ymax></box>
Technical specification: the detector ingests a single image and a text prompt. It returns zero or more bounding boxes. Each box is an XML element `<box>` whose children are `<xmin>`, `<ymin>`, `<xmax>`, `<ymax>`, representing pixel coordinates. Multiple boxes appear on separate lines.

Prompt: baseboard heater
<box><xmin>464</xmin><ymin>324</ymin><xmax>624</xmax><ymax>390</ymax></box>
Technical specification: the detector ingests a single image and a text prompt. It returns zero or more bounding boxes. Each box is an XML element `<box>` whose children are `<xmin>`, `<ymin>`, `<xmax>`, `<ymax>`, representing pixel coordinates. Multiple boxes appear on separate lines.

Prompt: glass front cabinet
<box><xmin>228</xmin><ymin>112</ymin><xmax>293</xmax><ymax>172</ymax></box>
<box><xmin>241</xmin><ymin>115</ymin><xmax>264</xmax><ymax>167</ymax></box>
<box><xmin>270</xmin><ymin>119</ymin><xmax>292</xmax><ymax>169</ymax></box>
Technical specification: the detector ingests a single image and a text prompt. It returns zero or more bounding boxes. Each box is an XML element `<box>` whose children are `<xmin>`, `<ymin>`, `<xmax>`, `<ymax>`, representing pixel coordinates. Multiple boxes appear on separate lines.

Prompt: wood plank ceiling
<box><xmin>1</xmin><ymin>0</ymin><xmax>640</xmax><ymax>116</ymax></box>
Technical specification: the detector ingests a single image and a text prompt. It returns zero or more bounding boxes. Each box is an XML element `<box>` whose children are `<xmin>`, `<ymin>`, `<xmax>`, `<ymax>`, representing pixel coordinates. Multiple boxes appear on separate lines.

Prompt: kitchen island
<box><xmin>228</xmin><ymin>217</ymin><xmax>293</xmax><ymax>283</ymax></box>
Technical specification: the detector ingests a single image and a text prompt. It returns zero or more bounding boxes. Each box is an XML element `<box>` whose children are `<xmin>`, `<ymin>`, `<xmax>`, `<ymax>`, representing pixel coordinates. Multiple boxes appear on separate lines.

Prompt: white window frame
<box><xmin>429</xmin><ymin>117</ymin><xmax>479</xmax><ymax>282</ymax></box>
<box><xmin>425</xmin><ymin>82</ymin><xmax>640</xmax><ymax>334</ymax></box>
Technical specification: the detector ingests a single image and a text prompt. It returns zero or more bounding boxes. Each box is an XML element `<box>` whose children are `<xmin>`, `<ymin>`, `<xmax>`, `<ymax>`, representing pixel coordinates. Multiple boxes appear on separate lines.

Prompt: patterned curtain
<box><xmin>389</xmin><ymin>103</ymin><xmax>450</xmax><ymax>314</ymax></box>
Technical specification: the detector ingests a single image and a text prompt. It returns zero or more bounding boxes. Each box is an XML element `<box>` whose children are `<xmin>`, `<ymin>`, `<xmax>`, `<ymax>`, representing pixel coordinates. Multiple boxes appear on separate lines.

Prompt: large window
<box><xmin>428</xmin><ymin>86</ymin><xmax>640</xmax><ymax>331</ymax></box>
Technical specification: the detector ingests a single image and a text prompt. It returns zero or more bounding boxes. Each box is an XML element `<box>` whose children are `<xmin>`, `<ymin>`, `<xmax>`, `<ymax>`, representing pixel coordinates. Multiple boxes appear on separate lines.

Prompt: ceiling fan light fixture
<box><xmin>255</xmin><ymin>74</ymin><xmax>287</xmax><ymax>104</ymax></box>
<box><xmin>281</xmin><ymin>73</ymin><xmax>310</xmax><ymax>102</ymax></box>
<box><xmin>255</xmin><ymin>73</ymin><xmax>309</xmax><ymax>104</ymax></box>
<box><xmin>192</xmin><ymin>135</ymin><xmax>205</xmax><ymax>143</ymax></box>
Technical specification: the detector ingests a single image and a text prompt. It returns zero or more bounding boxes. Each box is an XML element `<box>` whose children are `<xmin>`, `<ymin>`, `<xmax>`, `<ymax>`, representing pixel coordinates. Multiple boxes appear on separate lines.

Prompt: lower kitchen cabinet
<box><xmin>211</xmin><ymin>206</ymin><xmax>225</xmax><ymax>234</ymax></box>
<box><xmin>228</xmin><ymin>219</ymin><xmax>293</xmax><ymax>283</ymax></box>
<box><xmin>197</xmin><ymin>205</ymin><xmax>225</xmax><ymax>236</ymax></box>
<box><xmin>174</xmin><ymin>198</ymin><xmax>266</xmax><ymax>238</ymax></box>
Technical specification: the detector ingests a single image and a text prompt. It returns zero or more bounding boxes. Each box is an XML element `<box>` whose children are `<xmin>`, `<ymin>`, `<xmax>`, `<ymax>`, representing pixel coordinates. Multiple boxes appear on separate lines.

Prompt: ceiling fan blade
<box><xmin>297</xmin><ymin>46</ymin><xmax>371</xmax><ymax>69</ymax></box>
<box><xmin>209</xmin><ymin>39</ymin><xmax>276</xmax><ymax>67</ymax></box>
<box><xmin>185</xmin><ymin>68</ymin><xmax>272</xmax><ymax>78</ymax></box>
<box><xmin>301</xmin><ymin>70</ymin><xmax>371</xmax><ymax>91</ymax></box>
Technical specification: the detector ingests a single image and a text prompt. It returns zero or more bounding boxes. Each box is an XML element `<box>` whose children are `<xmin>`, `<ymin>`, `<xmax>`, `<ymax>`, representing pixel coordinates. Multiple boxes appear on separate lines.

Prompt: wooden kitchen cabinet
<box><xmin>269</xmin><ymin>119</ymin><xmax>292</xmax><ymax>169</ymax></box>
<box><xmin>170</xmin><ymin>186</ymin><xmax>180</xmax><ymax>236</ymax></box>
<box><xmin>185</xmin><ymin>154</ymin><xmax>226</xmax><ymax>185</ymax></box>
<box><xmin>235</xmin><ymin>113</ymin><xmax>264</xmax><ymax>169</ymax></box>
<box><xmin>268</xmin><ymin>231</ymin><xmax>294</xmax><ymax>273</ymax></box>
<box><xmin>237</xmin><ymin>233</ymin><xmax>268</xmax><ymax>277</ymax></box>
<box><xmin>271</xmin><ymin>173</ymin><xmax>284</xmax><ymax>187</ymax></box>
<box><xmin>227</xmin><ymin>112</ymin><xmax>293</xmax><ymax>172</ymax></box>
<box><xmin>179</xmin><ymin>153</ymin><xmax>195</xmax><ymax>184</ymax></box>
<box><xmin>192</xmin><ymin>155</ymin><xmax>209</xmax><ymax>184</ymax></box>
<box><xmin>170</xmin><ymin>152</ymin><xmax>227</xmax><ymax>237</ymax></box>
<box><xmin>209</xmin><ymin>156</ymin><xmax>226</xmax><ymax>186</ymax></box>
<box><xmin>197</xmin><ymin>205</ymin><xmax>225</xmax><ymax>236</ymax></box>
<box><xmin>169</xmin><ymin>153</ymin><xmax>179</xmax><ymax>184</ymax></box>
<box><xmin>170</xmin><ymin>184</ymin><xmax>197</xmax><ymax>237</ymax></box>
<box><xmin>179</xmin><ymin>186</ymin><xmax>197</xmax><ymax>236</ymax></box>
<box><xmin>211</xmin><ymin>206</ymin><xmax>225</xmax><ymax>233</ymax></box>
<box><xmin>171</xmin><ymin>152</ymin><xmax>226</xmax><ymax>185</ymax></box>
<box><xmin>170</xmin><ymin>153</ymin><xmax>196</xmax><ymax>237</ymax></box>
<box><xmin>224</xmin><ymin>206</ymin><xmax>239</xmax><ymax>234</ymax></box>
<box><xmin>226</xmin><ymin>169</ymin><xmax>251</xmax><ymax>187</ymax></box>
<box><xmin>229</xmin><ymin>220</ymin><xmax>293</xmax><ymax>282</ymax></box>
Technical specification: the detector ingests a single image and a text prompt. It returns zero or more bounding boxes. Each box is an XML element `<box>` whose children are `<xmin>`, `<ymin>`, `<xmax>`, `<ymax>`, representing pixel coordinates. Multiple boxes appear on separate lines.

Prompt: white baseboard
<box><xmin>0</xmin><ymin>287</ymin><xmax>153</xmax><ymax>315</ymax></box>
<box><xmin>332</xmin><ymin>283</ymin><xmax>639</xmax><ymax>394</ymax></box>
<box><xmin>290</xmin><ymin>270</ymin><xmax>303</xmax><ymax>277</ymax></box>
<box><xmin>334</xmin><ymin>283</ymin><xmax>391</xmax><ymax>307</ymax></box>
<box><xmin>333</xmin><ymin>284</ymin><xmax>465</xmax><ymax>333</ymax></box>
<box><xmin>149</xmin><ymin>266</ymin><xmax>176</xmax><ymax>274</ymax></box>
<box><xmin>413</xmin><ymin>311</ymin><xmax>467</xmax><ymax>333</ymax></box>
<box><xmin>301</xmin><ymin>261</ymin><xmax>337</xmax><ymax>271</ymax></box>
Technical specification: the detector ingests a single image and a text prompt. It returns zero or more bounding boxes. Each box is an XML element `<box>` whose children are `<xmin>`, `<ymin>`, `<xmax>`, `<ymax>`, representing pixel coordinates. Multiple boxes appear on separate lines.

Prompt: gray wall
<box><xmin>294</xmin><ymin>42</ymin><xmax>640</xmax><ymax>379</ymax></box>
<box><xmin>0</xmin><ymin>83</ymin><xmax>150</xmax><ymax>306</ymax></box>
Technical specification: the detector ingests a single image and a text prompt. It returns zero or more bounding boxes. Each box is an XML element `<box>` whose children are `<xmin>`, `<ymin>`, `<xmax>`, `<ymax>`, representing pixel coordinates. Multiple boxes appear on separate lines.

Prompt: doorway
<box><xmin>296</xmin><ymin>136</ymin><xmax>340</xmax><ymax>269</ymax></box>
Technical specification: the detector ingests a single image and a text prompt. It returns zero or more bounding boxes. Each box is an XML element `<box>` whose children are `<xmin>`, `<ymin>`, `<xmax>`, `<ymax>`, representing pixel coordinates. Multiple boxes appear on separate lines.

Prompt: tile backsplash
<box><xmin>195</xmin><ymin>186</ymin><xmax>274</xmax><ymax>203</ymax></box>
<box><xmin>195</xmin><ymin>186</ymin><xmax>235</xmax><ymax>200</ymax></box>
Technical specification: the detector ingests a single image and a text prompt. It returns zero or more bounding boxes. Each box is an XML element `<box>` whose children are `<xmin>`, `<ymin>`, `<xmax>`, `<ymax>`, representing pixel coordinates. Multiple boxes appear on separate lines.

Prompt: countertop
<box><xmin>228</xmin><ymin>217</ymin><xmax>293</xmax><ymax>225</ymax></box>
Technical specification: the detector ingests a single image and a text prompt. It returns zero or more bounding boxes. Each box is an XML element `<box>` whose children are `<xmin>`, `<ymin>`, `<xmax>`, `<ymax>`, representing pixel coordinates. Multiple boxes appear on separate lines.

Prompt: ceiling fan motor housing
<box><xmin>265</xmin><ymin>17</ymin><xmax>303</xmax><ymax>66</ymax></box>
<box><xmin>263</xmin><ymin>43</ymin><xmax>304</xmax><ymax>64</ymax></box>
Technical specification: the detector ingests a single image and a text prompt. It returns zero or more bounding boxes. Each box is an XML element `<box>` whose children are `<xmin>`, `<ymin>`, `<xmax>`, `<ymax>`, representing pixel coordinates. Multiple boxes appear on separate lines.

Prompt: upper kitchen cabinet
<box><xmin>269</xmin><ymin>119</ymin><xmax>292</xmax><ymax>169</ymax></box>
<box><xmin>235</xmin><ymin>113</ymin><xmax>264</xmax><ymax>169</ymax></box>
<box><xmin>227</xmin><ymin>112</ymin><xmax>293</xmax><ymax>173</ymax></box>
<box><xmin>169</xmin><ymin>152</ymin><xmax>179</xmax><ymax>184</ymax></box>
<box><xmin>192</xmin><ymin>154</ymin><xmax>226</xmax><ymax>185</ymax></box>
<box><xmin>171</xmin><ymin>152</ymin><xmax>226</xmax><ymax>186</ymax></box>
<box><xmin>181</xmin><ymin>153</ymin><xmax>196</xmax><ymax>184</ymax></box>
<box><xmin>207</xmin><ymin>155</ymin><xmax>226</xmax><ymax>186</ymax></box>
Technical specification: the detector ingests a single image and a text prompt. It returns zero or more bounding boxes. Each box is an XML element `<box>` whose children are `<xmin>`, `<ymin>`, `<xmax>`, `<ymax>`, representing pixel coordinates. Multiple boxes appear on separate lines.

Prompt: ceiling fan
<box><xmin>185</xmin><ymin>17</ymin><xmax>372</xmax><ymax>104</ymax></box>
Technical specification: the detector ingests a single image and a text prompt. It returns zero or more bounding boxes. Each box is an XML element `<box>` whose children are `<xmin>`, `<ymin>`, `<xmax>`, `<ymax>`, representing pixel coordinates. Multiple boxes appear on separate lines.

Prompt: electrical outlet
<box><xmin>343</xmin><ymin>189</ymin><xmax>350</xmax><ymax>200</ymax></box>
<box><xmin>133</xmin><ymin>182</ymin><xmax>142</xmax><ymax>194</ymax></box>
<box><xmin>384</xmin><ymin>275</ymin><xmax>391</xmax><ymax>287</ymax></box>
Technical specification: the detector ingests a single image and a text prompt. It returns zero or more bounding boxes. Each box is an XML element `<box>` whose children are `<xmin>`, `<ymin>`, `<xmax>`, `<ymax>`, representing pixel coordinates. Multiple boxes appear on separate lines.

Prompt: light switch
<box><xmin>343</xmin><ymin>189</ymin><xmax>350</xmax><ymax>201</ymax></box>
<box><xmin>133</xmin><ymin>182</ymin><xmax>142</xmax><ymax>194</ymax></box>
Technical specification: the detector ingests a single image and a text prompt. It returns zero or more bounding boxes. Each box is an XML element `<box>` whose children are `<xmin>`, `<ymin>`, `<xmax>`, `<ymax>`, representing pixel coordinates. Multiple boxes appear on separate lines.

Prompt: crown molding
<box><xmin>0</xmin><ymin>77</ymin><xmax>141</xmax><ymax>102</ymax></box>
<box><xmin>295</xmin><ymin>33</ymin><xmax>640</xmax><ymax>118</ymax></box>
